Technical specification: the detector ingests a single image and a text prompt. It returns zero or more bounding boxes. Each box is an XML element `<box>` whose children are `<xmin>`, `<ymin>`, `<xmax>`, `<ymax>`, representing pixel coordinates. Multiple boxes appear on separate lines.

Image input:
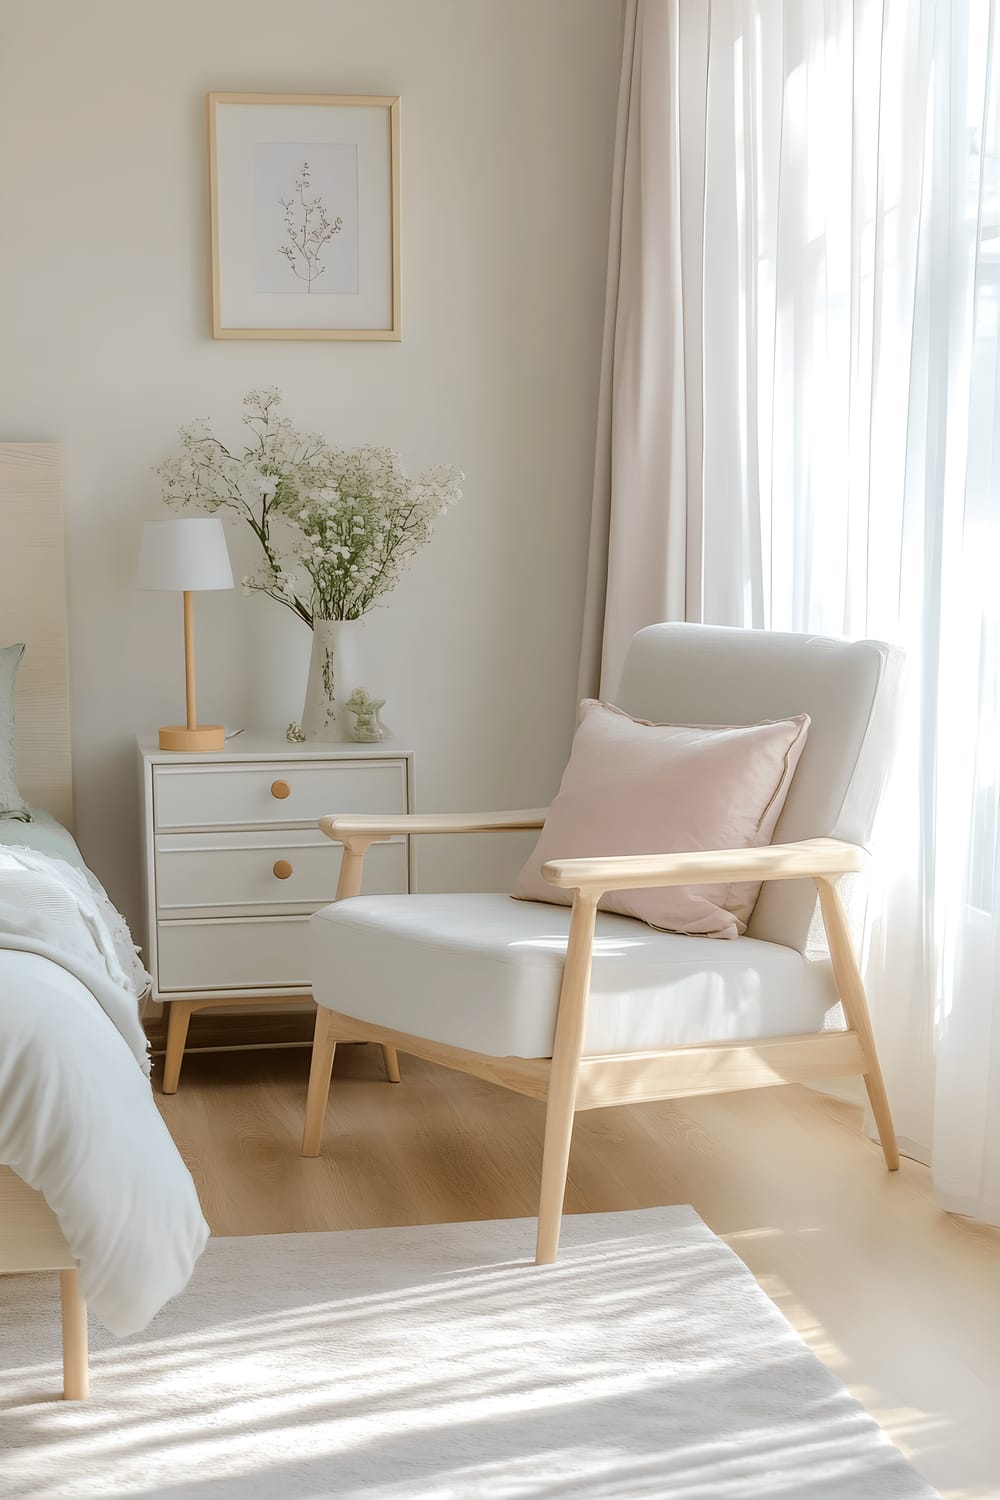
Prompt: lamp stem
<box><xmin>182</xmin><ymin>589</ymin><xmax>197</xmax><ymax>731</ymax></box>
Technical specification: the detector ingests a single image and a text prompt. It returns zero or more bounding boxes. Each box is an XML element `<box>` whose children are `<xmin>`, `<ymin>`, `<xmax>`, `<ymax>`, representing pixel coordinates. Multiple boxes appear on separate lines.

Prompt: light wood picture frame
<box><xmin>207</xmin><ymin>92</ymin><xmax>400</xmax><ymax>341</ymax></box>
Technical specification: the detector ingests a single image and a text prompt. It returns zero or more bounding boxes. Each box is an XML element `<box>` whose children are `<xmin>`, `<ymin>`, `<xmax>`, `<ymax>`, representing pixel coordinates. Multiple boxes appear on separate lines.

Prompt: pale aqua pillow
<box><xmin>1</xmin><ymin>643</ymin><xmax>31</xmax><ymax>821</ymax></box>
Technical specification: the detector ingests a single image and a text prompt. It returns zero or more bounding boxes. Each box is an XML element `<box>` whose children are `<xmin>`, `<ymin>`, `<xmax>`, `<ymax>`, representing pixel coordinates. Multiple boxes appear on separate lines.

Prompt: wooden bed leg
<box><xmin>302</xmin><ymin>1008</ymin><xmax>338</xmax><ymax>1156</ymax></box>
<box><xmin>60</xmin><ymin>1269</ymin><xmax>88</xmax><ymax>1401</ymax></box>
<box><xmin>381</xmin><ymin>1045</ymin><xmax>401</xmax><ymax>1083</ymax></box>
<box><xmin>162</xmin><ymin>1000</ymin><xmax>194</xmax><ymax>1095</ymax></box>
<box><xmin>535</xmin><ymin>894</ymin><xmax>598</xmax><ymax>1266</ymax></box>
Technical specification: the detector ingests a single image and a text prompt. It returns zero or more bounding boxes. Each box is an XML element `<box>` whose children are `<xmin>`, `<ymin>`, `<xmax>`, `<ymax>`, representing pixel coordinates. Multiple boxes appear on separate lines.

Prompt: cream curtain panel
<box><xmin>585</xmin><ymin>0</ymin><xmax>1000</xmax><ymax>1224</ymax></box>
<box><xmin>579</xmin><ymin>0</ymin><xmax>692</xmax><ymax>696</ymax></box>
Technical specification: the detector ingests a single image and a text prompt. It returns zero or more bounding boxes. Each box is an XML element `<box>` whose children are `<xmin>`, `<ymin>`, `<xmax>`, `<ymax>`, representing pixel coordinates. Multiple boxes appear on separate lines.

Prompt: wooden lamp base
<box><xmin>158</xmin><ymin>724</ymin><xmax>225</xmax><ymax>752</ymax></box>
<box><xmin>157</xmin><ymin>591</ymin><xmax>226</xmax><ymax>752</ymax></box>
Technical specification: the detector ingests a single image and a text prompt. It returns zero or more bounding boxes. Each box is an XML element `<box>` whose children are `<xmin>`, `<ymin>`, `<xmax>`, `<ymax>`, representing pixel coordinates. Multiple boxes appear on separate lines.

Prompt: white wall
<box><xmin>0</xmin><ymin>0</ymin><xmax>620</xmax><ymax>928</ymax></box>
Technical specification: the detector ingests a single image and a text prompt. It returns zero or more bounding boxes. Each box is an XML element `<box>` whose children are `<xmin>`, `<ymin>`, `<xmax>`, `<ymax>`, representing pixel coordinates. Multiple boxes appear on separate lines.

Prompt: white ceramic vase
<box><xmin>301</xmin><ymin>618</ymin><xmax>363</xmax><ymax>742</ymax></box>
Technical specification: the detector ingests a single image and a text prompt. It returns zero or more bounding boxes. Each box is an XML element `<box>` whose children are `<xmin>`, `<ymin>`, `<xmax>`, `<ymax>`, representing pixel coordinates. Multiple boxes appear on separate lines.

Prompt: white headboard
<box><xmin>0</xmin><ymin>444</ymin><xmax>73</xmax><ymax>829</ymax></box>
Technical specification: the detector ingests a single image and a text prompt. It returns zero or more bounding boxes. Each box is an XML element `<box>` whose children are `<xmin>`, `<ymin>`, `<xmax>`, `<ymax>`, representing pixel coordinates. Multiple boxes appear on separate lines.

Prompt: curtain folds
<box><xmin>579</xmin><ymin>0</ymin><xmax>691</xmax><ymax>698</ymax></box>
<box><xmin>584</xmin><ymin>0</ymin><xmax>1000</xmax><ymax>1224</ymax></box>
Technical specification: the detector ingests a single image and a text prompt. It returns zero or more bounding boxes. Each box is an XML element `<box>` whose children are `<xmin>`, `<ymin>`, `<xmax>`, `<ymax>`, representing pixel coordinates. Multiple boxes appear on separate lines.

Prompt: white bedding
<box><xmin>0</xmin><ymin>847</ymin><xmax>208</xmax><ymax>1336</ymax></box>
<box><xmin>0</xmin><ymin>847</ymin><xmax>151</xmax><ymax>1071</ymax></box>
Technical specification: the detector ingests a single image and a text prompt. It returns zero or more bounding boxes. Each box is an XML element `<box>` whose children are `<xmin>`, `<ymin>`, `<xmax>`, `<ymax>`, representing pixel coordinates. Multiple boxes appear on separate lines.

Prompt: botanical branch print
<box><xmin>157</xmin><ymin>390</ymin><xmax>463</xmax><ymax>626</ymax></box>
<box><xmin>277</xmin><ymin>163</ymin><xmax>343</xmax><ymax>293</ymax></box>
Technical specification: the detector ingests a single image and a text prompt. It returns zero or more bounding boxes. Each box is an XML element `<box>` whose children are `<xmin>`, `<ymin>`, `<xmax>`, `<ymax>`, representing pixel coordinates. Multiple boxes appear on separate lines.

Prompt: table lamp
<box><xmin>136</xmin><ymin>517</ymin><xmax>234</xmax><ymax>752</ymax></box>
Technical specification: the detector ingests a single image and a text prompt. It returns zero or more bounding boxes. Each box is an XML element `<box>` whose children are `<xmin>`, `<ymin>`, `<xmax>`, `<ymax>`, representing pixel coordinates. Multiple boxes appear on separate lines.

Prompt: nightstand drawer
<box><xmin>156</xmin><ymin>916</ymin><xmax>314</xmax><ymax>992</ymax></box>
<box><xmin>154</xmin><ymin>830</ymin><xmax>407</xmax><ymax>915</ymax></box>
<box><xmin>153</xmin><ymin>759</ymin><xmax>407</xmax><ymax>831</ymax></box>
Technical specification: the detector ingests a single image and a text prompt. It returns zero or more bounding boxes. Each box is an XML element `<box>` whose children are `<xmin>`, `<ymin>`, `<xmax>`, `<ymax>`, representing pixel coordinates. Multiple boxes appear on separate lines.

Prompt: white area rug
<box><xmin>0</xmin><ymin>1207</ymin><xmax>936</xmax><ymax>1499</ymax></box>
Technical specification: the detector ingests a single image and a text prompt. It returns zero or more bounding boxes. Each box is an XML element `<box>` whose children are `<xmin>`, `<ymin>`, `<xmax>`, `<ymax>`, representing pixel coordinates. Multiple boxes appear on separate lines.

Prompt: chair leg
<box><xmin>60</xmin><ymin>1269</ymin><xmax>88</xmax><ymax>1401</ymax></box>
<box><xmin>815</xmin><ymin>876</ymin><xmax>900</xmax><ymax>1170</ymax></box>
<box><xmin>302</xmin><ymin>1008</ymin><xmax>338</xmax><ymax>1157</ymax></box>
<box><xmin>536</xmin><ymin>1070</ymin><xmax>579</xmax><ymax>1266</ymax></box>
<box><xmin>535</xmin><ymin>893</ymin><xmax>599</xmax><ymax>1265</ymax></box>
<box><xmin>381</xmin><ymin>1045</ymin><xmax>401</xmax><ymax>1083</ymax></box>
<box><xmin>162</xmin><ymin>1000</ymin><xmax>194</xmax><ymax>1095</ymax></box>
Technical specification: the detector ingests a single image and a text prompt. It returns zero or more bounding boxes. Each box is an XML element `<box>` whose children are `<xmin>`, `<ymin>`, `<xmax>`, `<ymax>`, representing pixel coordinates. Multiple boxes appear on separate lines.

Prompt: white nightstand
<box><xmin>137</xmin><ymin>733</ymin><xmax>413</xmax><ymax>1092</ymax></box>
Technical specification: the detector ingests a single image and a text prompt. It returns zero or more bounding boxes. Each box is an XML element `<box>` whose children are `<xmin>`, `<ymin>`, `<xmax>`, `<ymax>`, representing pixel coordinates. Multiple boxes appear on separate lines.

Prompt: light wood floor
<box><xmin>155</xmin><ymin>1040</ymin><xmax>1000</xmax><ymax>1500</ymax></box>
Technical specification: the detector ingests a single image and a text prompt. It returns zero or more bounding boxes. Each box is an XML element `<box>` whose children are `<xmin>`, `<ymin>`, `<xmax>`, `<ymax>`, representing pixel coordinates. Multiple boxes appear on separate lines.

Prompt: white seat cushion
<box><xmin>310</xmin><ymin>893</ymin><xmax>843</xmax><ymax>1059</ymax></box>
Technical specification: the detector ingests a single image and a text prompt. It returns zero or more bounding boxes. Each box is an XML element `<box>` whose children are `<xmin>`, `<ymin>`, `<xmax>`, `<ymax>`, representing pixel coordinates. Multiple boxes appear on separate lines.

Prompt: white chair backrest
<box><xmin>614</xmin><ymin>623</ymin><xmax>903</xmax><ymax>951</ymax></box>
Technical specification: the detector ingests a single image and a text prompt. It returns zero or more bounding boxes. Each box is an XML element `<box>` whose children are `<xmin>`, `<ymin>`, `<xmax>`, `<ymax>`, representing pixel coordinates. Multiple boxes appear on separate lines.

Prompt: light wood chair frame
<box><xmin>301</xmin><ymin>811</ymin><xmax>899</xmax><ymax>1264</ymax></box>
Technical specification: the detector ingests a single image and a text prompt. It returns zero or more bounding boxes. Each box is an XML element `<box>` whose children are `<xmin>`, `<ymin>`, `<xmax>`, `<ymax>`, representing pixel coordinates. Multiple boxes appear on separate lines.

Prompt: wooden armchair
<box><xmin>301</xmin><ymin>623</ymin><xmax>903</xmax><ymax>1264</ymax></box>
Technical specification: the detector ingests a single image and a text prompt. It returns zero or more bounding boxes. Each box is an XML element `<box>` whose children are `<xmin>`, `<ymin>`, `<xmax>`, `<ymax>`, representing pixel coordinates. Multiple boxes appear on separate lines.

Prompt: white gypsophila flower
<box><xmin>157</xmin><ymin>388</ymin><xmax>462</xmax><ymax>622</ymax></box>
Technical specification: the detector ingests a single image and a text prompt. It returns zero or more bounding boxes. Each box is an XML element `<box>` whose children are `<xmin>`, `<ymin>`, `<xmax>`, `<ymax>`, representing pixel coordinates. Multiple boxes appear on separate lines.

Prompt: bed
<box><xmin>0</xmin><ymin>443</ymin><xmax>208</xmax><ymax>1400</ymax></box>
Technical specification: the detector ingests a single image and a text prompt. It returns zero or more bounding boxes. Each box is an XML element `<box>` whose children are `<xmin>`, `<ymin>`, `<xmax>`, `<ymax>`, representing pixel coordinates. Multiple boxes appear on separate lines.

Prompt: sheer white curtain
<box><xmin>588</xmin><ymin>0</ymin><xmax>1000</xmax><ymax>1222</ymax></box>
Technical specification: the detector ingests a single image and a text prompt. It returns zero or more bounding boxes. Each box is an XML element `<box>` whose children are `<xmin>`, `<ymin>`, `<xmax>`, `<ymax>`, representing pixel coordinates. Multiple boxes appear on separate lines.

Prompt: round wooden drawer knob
<box><xmin>272</xmin><ymin>860</ymin><xmax>293</xmax><ymax>880</ymax></box>
<box><xmin>270</xmin><ymin>780</ymin><xmax>291</xmax><ymax>800</ymax></box>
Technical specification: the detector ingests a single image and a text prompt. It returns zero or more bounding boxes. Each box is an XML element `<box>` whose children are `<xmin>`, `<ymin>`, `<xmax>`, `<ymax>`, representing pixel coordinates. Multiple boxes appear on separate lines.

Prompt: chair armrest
<box><xmin>319</xmin><ymin>809</ymin><xmax>548</xmax><ymax>844</ymax></box>
<box><xmin>541</xmin><ymin>837</ymin><xmax>865</xmax><ymax>895</ymax></box>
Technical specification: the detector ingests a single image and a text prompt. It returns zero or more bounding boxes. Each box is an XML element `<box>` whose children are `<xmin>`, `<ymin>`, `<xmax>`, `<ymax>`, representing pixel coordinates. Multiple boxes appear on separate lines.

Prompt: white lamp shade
<box><xmin>136</xmin><ymin>517</ymin><xmax>234</xmax><ymax>592</ymax></box>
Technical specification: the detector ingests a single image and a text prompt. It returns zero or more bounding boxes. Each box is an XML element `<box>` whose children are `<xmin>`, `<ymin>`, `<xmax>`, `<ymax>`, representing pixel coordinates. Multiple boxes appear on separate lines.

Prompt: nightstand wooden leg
<box><xmin>381</xmin><ymin>1045</ymin><xmax>401</xmax><ymax>1083</ymax></box>
<box><xmin>302</xmin><ymin>1008</ymin><xmax>338</xmax><ymax>1156</ymax></box>
<box><xmin>60</xmin><ymin>1269</ymin><xmax>88</xmax><ymax>1401</ymax></box>
<box><xmin>162</xmin><ymin>1001</ymin><xmax>195</xmax><ymax>1095</ymax></box>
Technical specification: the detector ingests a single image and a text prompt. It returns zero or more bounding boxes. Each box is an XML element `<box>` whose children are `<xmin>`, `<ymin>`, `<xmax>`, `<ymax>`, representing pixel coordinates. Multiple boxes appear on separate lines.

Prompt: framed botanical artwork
<box><xmin>207</xmin><ymin>92</ymin><xmax>400</xmax><ymax>341</ymax></box>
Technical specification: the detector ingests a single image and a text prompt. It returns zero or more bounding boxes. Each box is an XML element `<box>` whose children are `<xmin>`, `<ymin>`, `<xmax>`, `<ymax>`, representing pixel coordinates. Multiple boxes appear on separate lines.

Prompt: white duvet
<box><xmin>0</xmin><ymin>849</ymin><xmax>209</xmax><ymax>1335</ymax></box>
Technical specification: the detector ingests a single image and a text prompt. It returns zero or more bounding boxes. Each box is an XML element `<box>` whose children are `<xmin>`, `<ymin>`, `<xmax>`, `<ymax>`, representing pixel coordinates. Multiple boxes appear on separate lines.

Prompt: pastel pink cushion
<box><xmin>512</xmin><ymin>700</ymin><xmax>810</xmax><ymax>939</ymax></box>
